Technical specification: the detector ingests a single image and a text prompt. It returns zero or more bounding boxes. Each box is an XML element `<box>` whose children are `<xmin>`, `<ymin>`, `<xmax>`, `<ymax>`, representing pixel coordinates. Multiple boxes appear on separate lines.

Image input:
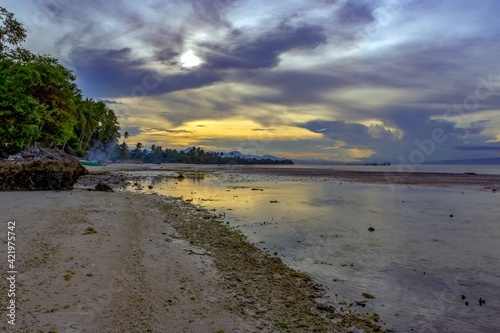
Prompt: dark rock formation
<box><xmin>95</xmin><ymin>182</ymin><xmax>114</xmax><ymax>192</ymax></box>
<box><xmin>0</xmin><ymin>148</ymin><xmax>88</xmax><ymax>191</ymax></box>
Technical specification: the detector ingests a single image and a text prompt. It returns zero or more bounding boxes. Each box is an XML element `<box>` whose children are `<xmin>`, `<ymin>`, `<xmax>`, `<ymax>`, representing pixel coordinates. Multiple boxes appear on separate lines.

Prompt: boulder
<box><xmin>0</xmin><ymin>148</ymin><xmax>89</xmax><ymax>191</ymax></box>
<box><xmin>95</xmin><ymin>182</ymin><xmax>114</xmax><ymax>192</ymax></box>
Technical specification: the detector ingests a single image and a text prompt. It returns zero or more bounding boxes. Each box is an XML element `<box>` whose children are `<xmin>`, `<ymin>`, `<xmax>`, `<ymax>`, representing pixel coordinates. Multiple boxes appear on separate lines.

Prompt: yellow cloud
<box><xmin>123</xmin><ymin>117</ymin><xmax>323</xmax><ymax>150</ymax></box>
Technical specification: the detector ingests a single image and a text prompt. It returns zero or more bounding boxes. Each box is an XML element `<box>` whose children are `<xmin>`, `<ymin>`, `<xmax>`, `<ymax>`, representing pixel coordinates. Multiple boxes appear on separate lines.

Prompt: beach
<box><xmin>2</xmin><ymin>163</ymin><xmax>499</xmax><ymax>332</ymax></box>
<box><xmin>1</xmin><ymin>190</ymin><xmax>261</xmax><ymax>332</ymax></box>
<box><xmin>0</xmin><ymin>167</ymin><xmax>385</xmax><ymax>332</ymax></box>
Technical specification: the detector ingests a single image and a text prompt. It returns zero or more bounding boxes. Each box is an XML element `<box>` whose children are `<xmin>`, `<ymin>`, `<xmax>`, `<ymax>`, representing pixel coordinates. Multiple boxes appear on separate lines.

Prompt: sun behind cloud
<box><xmin>180</xmin><ymin>49</ymin><xmax>202</xmax><ymax>68</ymax></box>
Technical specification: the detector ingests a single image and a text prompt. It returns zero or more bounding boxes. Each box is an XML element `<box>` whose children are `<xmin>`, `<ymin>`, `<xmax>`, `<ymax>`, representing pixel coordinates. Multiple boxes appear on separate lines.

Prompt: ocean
<box><xmin>122</xmin><ymin>164</ymin><xmax>500</xmax><ymax>332</ymax></box>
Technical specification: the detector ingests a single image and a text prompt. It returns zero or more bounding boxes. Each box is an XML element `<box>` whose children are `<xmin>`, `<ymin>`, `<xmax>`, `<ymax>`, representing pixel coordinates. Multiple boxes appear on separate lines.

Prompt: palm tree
<box><xmin>131</xmin><ymin>142</ymin><xmax>143</xmax><ymax>159</ymax></box>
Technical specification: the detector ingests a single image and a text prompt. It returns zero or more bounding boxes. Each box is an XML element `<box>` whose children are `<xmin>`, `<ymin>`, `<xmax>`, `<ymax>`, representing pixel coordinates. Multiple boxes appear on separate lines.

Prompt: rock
<box><xmin>317</xmin><ymin>302</ymin><xmax>335</xmax><ymax>312</ymax></box>
<box><xmin>368</xmin><ymin>227</ymin><xmax>375</xmax><ymax>232</ymax></box>
<box><xmin>0</xmin><ymin>147</ymin><xmax>88</xmax><ymax>191</ymax></box>
<box><xmin>95</xmin><ymin>183</ymin><xmax>114</xmax><ymax>192</ymax></box>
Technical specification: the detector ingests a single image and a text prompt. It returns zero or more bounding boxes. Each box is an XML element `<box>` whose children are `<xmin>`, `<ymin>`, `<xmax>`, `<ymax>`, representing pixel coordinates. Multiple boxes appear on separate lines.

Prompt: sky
<box><xmin>5</xmin><ymin>0</ymin><xmax>500</xmax><ymax>162</ymax></box>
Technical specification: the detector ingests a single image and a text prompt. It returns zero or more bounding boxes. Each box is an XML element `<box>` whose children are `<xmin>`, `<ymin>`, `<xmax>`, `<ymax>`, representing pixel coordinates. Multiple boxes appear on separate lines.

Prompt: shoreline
<box><xmin>1</xmin><ymin>184</ymin><xmax>387</xmax><ymax>332</ymax></box>
<box><xmin>85</xmin><ymin>163</ymin><xmax>500</xmax><ymax>188</ymax></box>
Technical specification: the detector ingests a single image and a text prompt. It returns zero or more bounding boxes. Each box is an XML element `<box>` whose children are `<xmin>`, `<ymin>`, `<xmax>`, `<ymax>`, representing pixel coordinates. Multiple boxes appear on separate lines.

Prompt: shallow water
<box><xmin>280</xmin><ymin>163</ymin><xmax>500</xmax><ymax>175</ymax></box>
<box><xmin>123</xmin><ymin>171</ymin><xmax>500</xmax><ymax>332</ymax></box>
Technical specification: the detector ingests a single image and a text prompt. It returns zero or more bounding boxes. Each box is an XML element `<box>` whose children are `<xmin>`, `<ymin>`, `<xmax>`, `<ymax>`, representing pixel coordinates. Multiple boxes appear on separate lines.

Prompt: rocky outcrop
<box><xmin>0</xmin><ymin>148</ymin><xmax>89</xmax><ymax>191</ymax></box>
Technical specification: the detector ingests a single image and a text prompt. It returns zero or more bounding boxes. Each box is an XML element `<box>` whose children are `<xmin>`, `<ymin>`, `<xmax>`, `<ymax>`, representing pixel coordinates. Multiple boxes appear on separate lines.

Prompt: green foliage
<box><xmin>0</xmin><ymin>6</ymin><xmax>120</xmax><ymax>156</ymax></box>
<box><xmin>74</xmin><ymin>98</ymin><xmax>120</xmax><ymax>154</ymax></box>
<box><xmin>0</xmin><ymin>58</ymin><xmax>42</xmax><ymax>151</ymax></box>
<box><xmin>0</xmin><ymin>6</ymin><xmax>27</xmax><ymax>55</ymax></box>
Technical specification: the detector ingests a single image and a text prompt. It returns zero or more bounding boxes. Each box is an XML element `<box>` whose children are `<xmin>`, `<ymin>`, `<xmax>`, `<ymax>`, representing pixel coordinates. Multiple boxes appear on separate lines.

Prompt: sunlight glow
<box><xmin>180</xmin><ymin>50</ymin><xmax>202</xmax><ymax>68</ymax></box>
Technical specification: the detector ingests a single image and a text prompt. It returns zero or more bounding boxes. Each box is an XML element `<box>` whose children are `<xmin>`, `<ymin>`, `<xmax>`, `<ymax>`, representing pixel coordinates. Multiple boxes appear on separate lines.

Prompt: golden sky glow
<box><xmin>124</xmin><ymin>117</ymin><xmax>324</xmax><ymax>152</ymax></box>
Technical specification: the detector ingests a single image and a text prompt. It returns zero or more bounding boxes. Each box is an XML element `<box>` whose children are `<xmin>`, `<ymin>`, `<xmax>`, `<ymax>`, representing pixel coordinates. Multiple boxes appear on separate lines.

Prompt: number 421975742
<box><xmin>7</xmin><ymin>221</ymin><xmax>16</xmax><ymax>270</ymax></box>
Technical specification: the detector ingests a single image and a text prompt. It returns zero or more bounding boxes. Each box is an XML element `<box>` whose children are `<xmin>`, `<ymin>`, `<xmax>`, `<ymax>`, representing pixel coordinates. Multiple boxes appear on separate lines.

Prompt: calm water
<box><xmin>257</xmin><ymin>163</ymin><xmax>500</xmax><ymax>175</ymax></box>
<box><xmin>123</xmin><ymin>168</ymin><xmax>500</xmax><ymax>332</ymax></box>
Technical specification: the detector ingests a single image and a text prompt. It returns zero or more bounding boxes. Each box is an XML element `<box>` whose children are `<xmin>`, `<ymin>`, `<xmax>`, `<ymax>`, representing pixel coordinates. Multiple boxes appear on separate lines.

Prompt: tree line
<box><xmin>0</xmin><ymin>6</ymin><xmax>120</xmax><ymax>157</ymax></box>
<box><xmin>115</xmin><ymin>140</ymin><xmax>293</xmax><ymax>165</ymax></box>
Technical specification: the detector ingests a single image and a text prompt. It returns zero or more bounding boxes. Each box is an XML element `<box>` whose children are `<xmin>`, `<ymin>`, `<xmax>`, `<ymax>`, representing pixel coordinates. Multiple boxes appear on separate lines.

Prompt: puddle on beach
<box><xmin>121</xmin><ymin>170</ymin><xmax>500</xmax><ymax>332</ymax></box>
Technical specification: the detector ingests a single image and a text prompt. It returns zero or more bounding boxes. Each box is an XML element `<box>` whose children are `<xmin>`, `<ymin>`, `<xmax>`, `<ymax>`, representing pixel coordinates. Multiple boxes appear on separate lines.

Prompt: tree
<box><xmin>0</xmin><ymin>6</ymin><xmax>121</xmax><ymax>156</ymax></box>
<box><xmin>75</xmin><ymin>99</ymin><xmax>120</xmax><ymax>151</ymax></box>
<box><xmin>131</xmin><ymin>142</ymin><xmax>143</xmax><ymax>159</ymax></box>
<box><xmin>0</xmin><ymin>6</ymin><xmax>27</xmax><ymax>56</ymax></box>
<box><xmin>118</xmin><ymin>142</ymin><xmax>129</xmax><ymax>160</ymax></box>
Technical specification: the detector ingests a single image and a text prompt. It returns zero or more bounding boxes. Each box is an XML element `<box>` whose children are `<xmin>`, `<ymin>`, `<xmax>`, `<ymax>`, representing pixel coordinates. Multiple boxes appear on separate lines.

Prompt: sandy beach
<box><xmin>0</xmin><ymin>169</ymin><xmax>385</xmax><ymax>333</ymax></box>
<box><xmin>1</xmin><ymin>190</ymin><xmax>262</xmax><ymax>332</ymax></box>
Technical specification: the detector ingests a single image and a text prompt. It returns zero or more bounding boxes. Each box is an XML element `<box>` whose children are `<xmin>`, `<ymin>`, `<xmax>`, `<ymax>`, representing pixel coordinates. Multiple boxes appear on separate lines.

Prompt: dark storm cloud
<box><xmin>385</xmin><ymin>108</ymin><xmax>487</xmax><ymax>139</ymax></box>
<box><xmin>302</xmin><ymin>120</ymin><xmax>399</xmax><ymax>148</ymax></box>
<box><xmin>121</xmin><ymin>126</ymin><xmax>142</xmax><ymax>136</ymax></box>
<box><xmin>372</xmin><ymin>107</ymin><xmax>491</xmax><ymax>161</ymax></box>
<box><xmin>71</xmin><ymin>47</ymin><xmax>222</xmax><ymax>98</ymax></box>
<box><xmin>299</xmin><ymin>105</ymin><xmax>494</xmax><ymax>162</ymax></box>
<box><xmin>335</xmin><ymin>1</ymin><xmax>375</xmax><ymax>27</ymax></box>
<box><xmin>245</xmin><ymin>34</ymin><xmax>500</xmax><ymax>115</ymax></box>
<box><xmin>47</xmin><ymin>0</ymin><xmax>328</xmax><ymax>98</ymax></box>
<box><xmin>201</xmin><ymin>24</ymin><xmax>327</xmax><ymax>70</ymax></box>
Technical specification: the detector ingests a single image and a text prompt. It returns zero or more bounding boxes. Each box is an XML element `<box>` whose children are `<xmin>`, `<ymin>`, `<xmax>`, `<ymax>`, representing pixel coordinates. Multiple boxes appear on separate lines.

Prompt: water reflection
<box><xmin>122</xmin><ymin>171</ymin><xmax>500</xmax><ymax>332</ymax></box>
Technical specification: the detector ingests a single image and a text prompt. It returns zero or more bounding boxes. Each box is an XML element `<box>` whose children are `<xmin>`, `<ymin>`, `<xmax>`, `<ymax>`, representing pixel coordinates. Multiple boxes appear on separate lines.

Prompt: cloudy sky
<box><xmin>6</xmin><ymin>0</ymin><xmax>500</xmax><ymax>162</ymax></box>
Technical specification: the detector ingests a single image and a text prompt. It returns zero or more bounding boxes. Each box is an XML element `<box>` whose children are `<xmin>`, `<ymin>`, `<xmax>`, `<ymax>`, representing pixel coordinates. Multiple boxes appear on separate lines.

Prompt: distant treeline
<box><xmin>0</xmin><ymin>6</ymin><xmax>120</xmax><ymax>157</ymax></box>
<box><xmin>114</xmin><ymin>143</ymin><xmax>294</xmax><ymax>165</ymax></box>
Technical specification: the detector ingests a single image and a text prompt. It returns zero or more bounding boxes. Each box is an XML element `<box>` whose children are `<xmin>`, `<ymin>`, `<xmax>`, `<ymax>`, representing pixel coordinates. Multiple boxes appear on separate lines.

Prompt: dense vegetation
<box><xmin>114</xmin><ymin>143</ymin><xmax>293</xmax><ymax>164</ymax></box>
<box><xmin>0</xmin><ymin>6</ymin><xmax>120</xmax><ymax>157</ymax></box>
